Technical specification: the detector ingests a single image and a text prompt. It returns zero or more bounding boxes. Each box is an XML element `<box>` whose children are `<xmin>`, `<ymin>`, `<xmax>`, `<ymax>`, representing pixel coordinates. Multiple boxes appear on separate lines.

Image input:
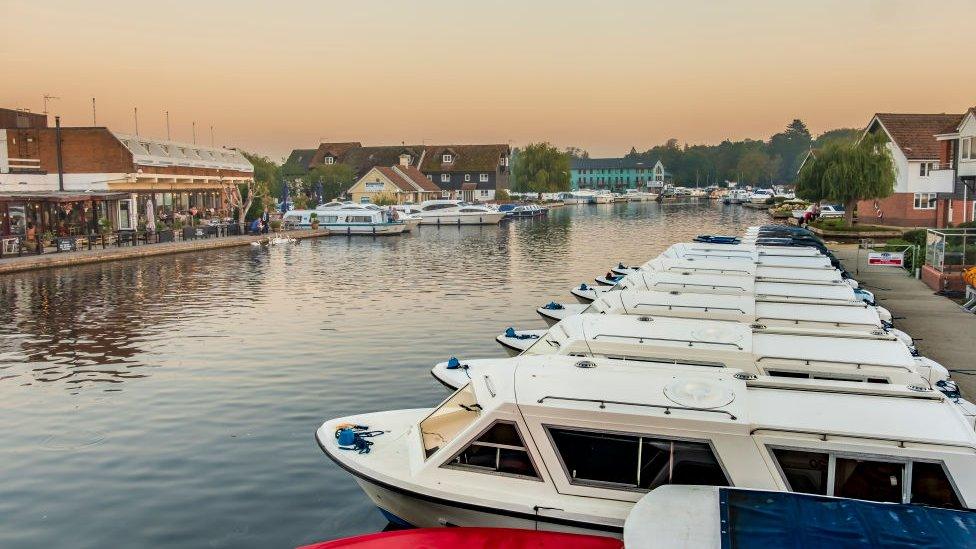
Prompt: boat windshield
<box><xmin>419</xmin><ymin>384</ymin><xmax>481</xmax><ymax>459</ymax></box>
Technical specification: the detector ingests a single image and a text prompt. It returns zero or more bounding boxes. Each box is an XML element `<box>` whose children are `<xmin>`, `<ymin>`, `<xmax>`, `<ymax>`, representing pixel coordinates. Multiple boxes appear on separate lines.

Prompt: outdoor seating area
<box><xmin>0</xmin><ymin>190</ymin><xmax>257</xmax><ymax>260</ymax></box>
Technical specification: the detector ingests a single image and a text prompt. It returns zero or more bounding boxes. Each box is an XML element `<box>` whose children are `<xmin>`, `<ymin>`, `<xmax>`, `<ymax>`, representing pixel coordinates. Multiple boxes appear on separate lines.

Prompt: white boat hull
<box><xmin>495</xmin><ymin>329</ymin><xmax>546</xmax><ymax>356</ymax></box>
<box><xmin>536</xmin><ymin>303</ymin><xmax>587</xmax><ymax>327</ymax></box>
<box><xmin>418</xmin><ymin>212</ymin><xmax>506</xmax><ymax>225</ymax></box>
<box><xmin>354</xmin><ymin>476</ymin><xmax>618</xmax><ymax>536</ymax></box>
<box><xmin>325</xmin><ymin>223</ymin><xmax>406</xmax><ymax>235</ymax></box>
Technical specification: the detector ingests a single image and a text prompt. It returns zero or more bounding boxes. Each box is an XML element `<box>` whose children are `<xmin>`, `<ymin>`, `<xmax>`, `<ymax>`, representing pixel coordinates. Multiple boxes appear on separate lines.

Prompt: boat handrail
<box><xmin>756</xmin><ymin>297</ymin><xmax>868</xmax><ymax>307</ymax></box>
<box><xmin>753</xmin><ymin>327</ymin><xmax>891</xmax><ymax>340</ymax></box>
<box><xmin>590</xmin><ymin>333</ymin><xmax>744</xmax><ymax>350</ymax></box>
<box><xmin>630</xmin><ymin>303</ymin><xmax>749</xmax><ymax>315</ymax></box>
<box><xmin>754</xmin><ymin>277</ymin><xmax>842</xmax><ymax>285</ymax></box>
<box><xmin>669</xmin><ymin>268</ymin><xmax>753</xmax><ymax>276</ymax></box>
<box><xmin>753</xmin><ymin>316</ymin><xmax>879</xmax><ymax>329</ymax></box>
<box><xmin>750</xmin><ymin>427</ymin><xmax>976</xmax><ymax>452</ymax></box>
<box><xmin>651</xmin><ymin>282</ymin><xmax>748</xmax><ymax>291</ymax></box>
<box><xmin>745</xmin><ymin>379</ymin><xmax>943</xmax><ymax>400</ymax></box>
<box><xmin>535</xmin><ymin>395</ymin><xmax>738</xmax><ymax>420</ymax></box>
<box><xmin>754</xmin><ymin>355</ymin><xmax>915</xmax><ymax>372</ymax></box>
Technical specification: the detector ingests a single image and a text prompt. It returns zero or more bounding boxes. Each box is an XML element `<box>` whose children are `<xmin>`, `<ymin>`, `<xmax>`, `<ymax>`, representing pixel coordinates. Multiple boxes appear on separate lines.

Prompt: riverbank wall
<box><xmin>0</xmin><ymin>229</ymin><xmax>330</xmax><ymax>275</ymax></box>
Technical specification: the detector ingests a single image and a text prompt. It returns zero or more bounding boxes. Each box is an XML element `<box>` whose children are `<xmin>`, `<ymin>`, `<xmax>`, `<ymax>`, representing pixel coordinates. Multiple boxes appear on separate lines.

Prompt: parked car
<box><xmin>818</xmin><ymin>204</ymin><xmax>846</xmax><ymax>218</ymax></box>
<box><xmin>800</xmin><ymin>204</ymin><xmax>845</xmax><ymax>219</ymax></box>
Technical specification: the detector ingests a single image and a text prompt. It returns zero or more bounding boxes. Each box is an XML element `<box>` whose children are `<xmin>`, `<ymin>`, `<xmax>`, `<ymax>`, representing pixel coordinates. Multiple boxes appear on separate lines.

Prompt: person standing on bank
<box><xmin>261</xmin><ymin>209</ymin><xmax>270</xmax><ymax>234</ymax></box>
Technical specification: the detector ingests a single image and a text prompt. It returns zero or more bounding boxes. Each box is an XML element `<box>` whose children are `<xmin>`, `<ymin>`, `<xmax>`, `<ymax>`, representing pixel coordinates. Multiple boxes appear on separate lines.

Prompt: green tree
<box><xmin>565</xmin><ymin>147</ymin><xmax>589</xmax><ymax>159</ymax></box>
<box><xmin>767</xmin><ymin>119</ymin><xmax>813</xmax><ymax>183</ymax></box>
<box><xmin>795</xmin><ymin>132</ymin><xmax>895</xmax><ymax>225</ymax></box>
<box><xmin>241</xmin><ymin>151</ymin><xmax>282</xmax><ymax>198</ymax></box>
<box><xmin>306</xmin><ymin>164</ymin><xmax>356</xmax><ymax>202</ymax></box>
<box><xmin>814</xmin><ymin>128</ymin><xmax>861</xmax><ymax>148</ymax></box>
<box><xmin>511</xmin><ymin>142</ymin><xmax>571</xmax><ymax>198</ymax></box>
<box><xmin>736</xmin><ymin>150</ymin><xmax>770</xmax><ymax>186</ymax></box>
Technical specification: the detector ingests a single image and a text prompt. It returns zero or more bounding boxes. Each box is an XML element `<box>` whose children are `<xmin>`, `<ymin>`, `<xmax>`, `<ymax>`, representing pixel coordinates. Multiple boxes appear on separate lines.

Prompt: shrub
<box><xmin>955</xmin><ymin>221</ymin><xmax>976</xmax><ymax>229</ymax></box>
<box><xmin>371</xmin><ymin>193</ymin><xmax>398</xmax><ymax>206</ymax></box>
<box><xmin>495</xmin><ymin>189</ymin><xmax>511</xmax><ymax>201</ymax></box>
<box><xmin>901</xmin><ymin>229</ymin><xmax>926</xmax><ymax>247</ymax></box>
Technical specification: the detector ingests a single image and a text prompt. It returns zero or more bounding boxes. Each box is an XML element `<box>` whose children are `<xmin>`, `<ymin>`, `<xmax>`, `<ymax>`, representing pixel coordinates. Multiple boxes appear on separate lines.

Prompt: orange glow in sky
<box><xmin>5</xmin><ymin>0</ymin><xmax>975</xmax><ymax>160</ymax></box>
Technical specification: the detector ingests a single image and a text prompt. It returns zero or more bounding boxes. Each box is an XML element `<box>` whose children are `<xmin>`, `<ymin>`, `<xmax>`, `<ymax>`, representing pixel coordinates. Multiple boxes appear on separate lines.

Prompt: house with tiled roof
<box><xmin>935</xmin><ymin>107</ymin><xmax>976</xmax><ymax>225</ymax></box>
<box><xmin>860</xmin><ymin>112</ymin><xmax>964</xmax><ymax>227</ymax></box>
<box><xmin>570</xmin><ymin>157</ymin><xmax>666</xmax><ymax>191</ymax></box>
<box><xmin>288</xmin><ymin>142</ymin><xmax>510</xmax><ymax>202</ymax></box>
<box><xmin>347</xmin><ymin>155</ymin><xmax>443</xmax><ymax>204</ymax></box>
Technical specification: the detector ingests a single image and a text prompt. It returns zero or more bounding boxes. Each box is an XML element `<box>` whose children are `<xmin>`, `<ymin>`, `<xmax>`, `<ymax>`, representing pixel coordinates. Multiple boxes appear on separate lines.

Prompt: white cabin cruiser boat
<box><xmin>438</xmin><ymin>313</ymin><xmax>944</xmax><ymax>389</ymax></box>
<box><xmin>284</xmin><ymin>206</ymin><xmax>406</xmax><ymax>235</ymax></box>
<box><xmin>531</xmin><ymin>290</ymin><xmax>910</xmax><ymax>349</ymax></box>
<box><xmin>416</xmin><ymin>200</ymin><xmax>506</xmax><ymax>225</ymax></box>
<box><xmin>571</xmin><ymin>271</ymin><xmax>860</xmax><ymax>304</ymax></box>
<box><xmin>320</xmin><ymin>356</ymin><xmax>976</xmax><ymax>535</ymax></box>
<box><xmin>596</xmin><ymin>258</ymin><xmax>847</xmax><ymax>288</ymax></box>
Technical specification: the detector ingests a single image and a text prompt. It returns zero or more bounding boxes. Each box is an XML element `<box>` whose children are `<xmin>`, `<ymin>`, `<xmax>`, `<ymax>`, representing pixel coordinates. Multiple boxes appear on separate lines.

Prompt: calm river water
<box><xmin>0</xmin><ymin>200</ymin><xmax>767</xmax><ymax>548</ymax></box>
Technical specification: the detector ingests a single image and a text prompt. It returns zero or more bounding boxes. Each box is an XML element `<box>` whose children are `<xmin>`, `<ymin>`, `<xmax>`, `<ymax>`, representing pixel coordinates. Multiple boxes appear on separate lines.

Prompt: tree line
<box><xmin>620</xmin><ymin>120</ymin><xmax>859</xmax><ymax>187</ymax></box>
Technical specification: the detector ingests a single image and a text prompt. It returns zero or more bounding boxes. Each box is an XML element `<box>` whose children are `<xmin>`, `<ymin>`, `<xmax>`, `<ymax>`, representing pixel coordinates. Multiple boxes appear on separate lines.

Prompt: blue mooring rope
<box><xmin>335</xmin><ymin>425</ymin><xmax>384</xmax><ymax>454</ymax></box>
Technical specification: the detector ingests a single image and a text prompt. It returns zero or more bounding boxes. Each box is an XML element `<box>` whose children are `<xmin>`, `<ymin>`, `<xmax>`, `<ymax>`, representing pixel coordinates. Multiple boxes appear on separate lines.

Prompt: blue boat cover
<box><xmin>720</xmin><ymin>489</ymin><xmax>976</xmax><ymax>549</ymax></box>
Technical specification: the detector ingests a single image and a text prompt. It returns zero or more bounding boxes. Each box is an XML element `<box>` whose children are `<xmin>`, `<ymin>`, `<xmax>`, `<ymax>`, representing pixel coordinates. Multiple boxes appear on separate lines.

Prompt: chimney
<box><xmin>399</xmin><ymin>153</ymin><xmax>411</xmax><ymax>167</ymax></box>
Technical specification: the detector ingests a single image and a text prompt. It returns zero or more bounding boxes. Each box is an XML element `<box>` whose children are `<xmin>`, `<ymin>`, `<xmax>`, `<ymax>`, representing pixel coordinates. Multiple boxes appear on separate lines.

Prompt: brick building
<box><xmin>856</xmin><ymin>112</ymin><xmax>965</xmax><ymax>227</ymax></box>
<box><xmin>286</xmin><ymin>142</ymin><xmax>510</xmax><ymax>202</ymax></box>
<box><xmin>0</xmin><ymin>107</ymin><xmax>253</xmax><ymax>241</ymax></box>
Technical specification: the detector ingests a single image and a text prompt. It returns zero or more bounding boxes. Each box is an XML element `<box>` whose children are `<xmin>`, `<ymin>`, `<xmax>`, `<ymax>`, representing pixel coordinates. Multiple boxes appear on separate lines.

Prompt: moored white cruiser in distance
<box><xmin>319</xmin><ymin>356</ymin><xmax>976</xmax><ymax>535</ymax></box>
<box><xmin>282</xmin><ymin>206</ymin><xmax>406</xmax><ymax>235</ymax></box>
<box><xmin>415</xmin><ymin>200</ymin><xmax>506</xmax><ymax>225</ymax></box>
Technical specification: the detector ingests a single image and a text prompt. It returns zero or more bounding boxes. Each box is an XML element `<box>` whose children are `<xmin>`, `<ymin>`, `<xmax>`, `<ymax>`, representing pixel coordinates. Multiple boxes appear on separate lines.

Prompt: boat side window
<box><xmin>911</xmin><ymin>461</ymin><xmax>963</xmax><ymax>509</ymax></box>
<box><xmin>420</xmin><ymin>384</ymin><xmax>481</xmax><ymax>459</ymax></box>
<box><xmin>770</xmin><ymin>448</ymin><xmax>962</xmax><ymax>508</ymax></box>
<box><xmin>322</xmin><ymin>216</ymin><xmax>338</xmax><ymax>223</ymax></box>
<box><xmin>833</xmin><ymin>457</ymin><xmax>904</xmax><ymax>503</ymax></box>
<box><xmin>771</xmin><ymin>449</ymin><xmax>829</xmax><ymax>495</ymax></box>
<box><xmin>446</xmin><ymin>421</ymin><xmax>538</xmax><ymax>479</ymax></box>
<box><xmin>548</xmin><ymin>427</ymin><xmax>728</xmax><ymax>491</ymax></box>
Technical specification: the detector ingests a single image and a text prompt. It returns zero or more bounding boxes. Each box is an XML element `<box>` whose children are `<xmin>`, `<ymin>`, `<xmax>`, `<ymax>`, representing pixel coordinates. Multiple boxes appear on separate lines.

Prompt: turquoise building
<box><xmin>570</xmin><ymin>157</ymin><xmax>667</xmax><ymax>191</ymax></box>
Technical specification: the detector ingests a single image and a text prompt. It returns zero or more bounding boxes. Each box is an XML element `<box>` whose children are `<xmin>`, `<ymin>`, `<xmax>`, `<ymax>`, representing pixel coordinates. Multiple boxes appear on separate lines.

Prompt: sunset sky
<box><xmin>4</xmin><ymin>0</ymin><xmax>975</xmax><ymax>160</ymax></box>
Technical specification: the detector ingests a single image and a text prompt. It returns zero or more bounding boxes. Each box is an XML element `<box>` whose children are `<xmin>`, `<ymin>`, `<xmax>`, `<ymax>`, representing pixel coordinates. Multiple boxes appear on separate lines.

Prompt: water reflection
<box><xmin>0</xmin><ymin>201</ymin><xmax>769</xmax><ymax>549</ymax></box>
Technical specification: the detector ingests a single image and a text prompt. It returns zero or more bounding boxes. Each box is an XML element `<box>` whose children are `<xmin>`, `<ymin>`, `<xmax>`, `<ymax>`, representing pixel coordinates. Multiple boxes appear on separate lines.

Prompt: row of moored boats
<box><xmin>283</xmin><ymin>200</ymin><xmax>507</xmax><ymax>235</ymax></box>
<box><xmin>315</xmin><ymin>224</ymin><xmax>976</xmax><ymax>546</ymax></box>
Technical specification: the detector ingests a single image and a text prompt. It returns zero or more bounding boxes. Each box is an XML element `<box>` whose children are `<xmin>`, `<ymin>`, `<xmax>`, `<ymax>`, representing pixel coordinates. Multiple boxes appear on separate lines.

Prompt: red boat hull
<box><xmin>299</xmin><ymin>527</ymin><xmax>623</xmax><ymax>549</ymax></box>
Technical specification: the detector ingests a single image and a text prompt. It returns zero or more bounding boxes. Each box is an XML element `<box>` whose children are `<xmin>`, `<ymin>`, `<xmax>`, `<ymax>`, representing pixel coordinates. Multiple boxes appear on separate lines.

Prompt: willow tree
<box><xmin>795</xmin><ymin>132</ymin><xmax>895</xmax><ymax>225</ymax></box>
<box><xmin>511</xmin><ymin>143</ymin><xmax>571</xmax><ymax>199</ymax></box>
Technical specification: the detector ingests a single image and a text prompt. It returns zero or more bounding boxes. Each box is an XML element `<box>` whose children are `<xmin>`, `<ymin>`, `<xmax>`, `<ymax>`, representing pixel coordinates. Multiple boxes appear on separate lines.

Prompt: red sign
<box><xmin>868</xmin><ymin>252</ymin><xmax>904</xmax><ymax>266</ymax></box>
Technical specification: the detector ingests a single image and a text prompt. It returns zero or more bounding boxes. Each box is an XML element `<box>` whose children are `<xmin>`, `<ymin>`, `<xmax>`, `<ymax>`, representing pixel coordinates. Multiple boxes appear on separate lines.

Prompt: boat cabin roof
<box><xmin>617</xmin><ymin>272</ymin><xmax>857</xmax><ymax>302</ymax></box>
<box><xmin>590</xmin><ymin>291</ymin><xmax>881</xmax><ymax>328</ymax></box>
<box><xmin>664</xmin><ymin>242</ymin><xmax>824</xmax><ymax>258</ymax></box>
<box><xmin>467</xmin><ymin>356</ymin><xmax>973</xmax><ymax>449</ymax></box>
<box><xmin>645</xmin><ymin>254</ymin><xmax>832</xmax><ymax>271</ymax></box>
<box><xmin>642</xmin><ymin>258</ymin><xmax>841</xmax><ymax>281</ymax></box>
<box><xmin>523</xmin><ymin>314</ymin><xmax>917</xmax><ymax>383</ymax></box>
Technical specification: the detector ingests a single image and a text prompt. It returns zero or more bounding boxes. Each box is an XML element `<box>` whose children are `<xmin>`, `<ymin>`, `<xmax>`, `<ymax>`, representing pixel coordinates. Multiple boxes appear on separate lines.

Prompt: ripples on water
<box><xmin>0</xmin><ymin>201</ymin><xmax>766</xmax><ymax>548</ymax></box>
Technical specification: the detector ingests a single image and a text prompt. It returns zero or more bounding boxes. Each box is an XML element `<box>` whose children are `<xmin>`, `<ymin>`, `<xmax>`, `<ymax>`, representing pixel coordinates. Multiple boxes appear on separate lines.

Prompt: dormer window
<box><xmin>480</xmin><ymin>173</ymin><xmax>489</xmax><ymax>182</ymax></box>
<box><xmin>441</xmin><ymin>174</ymin><xmax>450</xmax><ymax>183</ymax></box>
<box><xmin>324</xmin><ymin>156</ymin><xmax>335</xmax><ymax>165</ymax></box>
<box><xmin>443</xmin><ymin>153</ymin><xmax>453</xmax><ymax>163</ymax></box>
<box><xmin>464</xmin><ymin>174</ymin><xmax>471</xmax><ymax>182</ymax></box>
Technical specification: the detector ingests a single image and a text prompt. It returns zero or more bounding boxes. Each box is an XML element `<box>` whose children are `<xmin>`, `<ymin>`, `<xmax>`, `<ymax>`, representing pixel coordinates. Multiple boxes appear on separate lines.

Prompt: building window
<box><xmin>464</xmin><ymin>174</ymin><xmax>471</xmax><ymax>182</ymax></box>
<box><xmin>441</xmin><ymin>174</ymin><xmax>450</xmax><ymax>183</ymax></box>
<box><xmin>443</xmin><ymin>154</ymin><xmax>453</xmax><ymax>163</ymax></box>
<box><xmin>324</xmin><ymin>157</ymin><xmax>335</xmax><ymax>165</ymax></box>
<box><xmin>480</xmin><ymin>190</ymin><xmax>490</xmax><ymax>197</ymax></box>
<box><xmin>963</xmin><ymin>137</ymin><xmax>974</xmax><ymax>161</ymax></box>
<box><xmin>441</xmin><ymin>190</ymin><xmax>450</xmax><ymax>197</ymax></box>
<box><xmin>547</xmin><ymin>427</ymin><xmax>728</xmax><ymax>491</ymax></box>
<box><xmin>919</xmin><ymin>162</ymin><xmax>934</xmax><ymax>177</ymax></box>
<box><xmin>914</xmin><ymin>192</ymin><xmax>937</xmax><ymax>210</ymax></box>
<box><xmin>480</xmin><ymin>173</ymin><xmax>489</xmax><ymax>182</ymax></box>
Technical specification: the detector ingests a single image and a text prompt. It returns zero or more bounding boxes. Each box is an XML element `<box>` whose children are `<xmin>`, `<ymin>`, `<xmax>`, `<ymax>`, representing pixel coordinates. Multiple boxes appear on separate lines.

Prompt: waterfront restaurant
<box><xmin>0</xmin><ymin>107</ymin><xmax>254</xmax><ymax>252</ymax></box>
